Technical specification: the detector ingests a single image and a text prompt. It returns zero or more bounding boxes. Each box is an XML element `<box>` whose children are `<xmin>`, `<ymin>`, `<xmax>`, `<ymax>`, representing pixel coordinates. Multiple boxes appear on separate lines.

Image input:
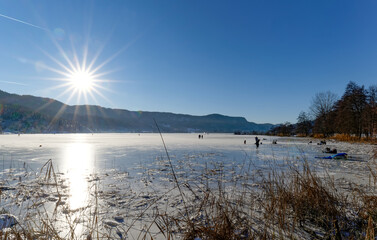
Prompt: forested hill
<box><xmin>0</xmin><ymin>90</ymin><xmax>274</xmax><ymax>133</ymax></box>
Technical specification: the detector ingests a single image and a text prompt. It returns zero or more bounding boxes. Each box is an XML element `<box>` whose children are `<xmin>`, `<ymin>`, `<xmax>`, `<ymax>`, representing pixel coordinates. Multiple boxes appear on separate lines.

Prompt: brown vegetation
<box><xmin>330</xmin><ymin>134</ymin><xmax>377</xmax><ymax>143</ymax></box>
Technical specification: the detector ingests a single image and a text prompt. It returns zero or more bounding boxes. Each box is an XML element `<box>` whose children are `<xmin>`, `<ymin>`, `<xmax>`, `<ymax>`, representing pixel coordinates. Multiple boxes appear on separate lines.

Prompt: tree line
<box><xmin>268</xmin><ymin>81</ymin><xmax>377</xmax><ymax>139</ymax></box>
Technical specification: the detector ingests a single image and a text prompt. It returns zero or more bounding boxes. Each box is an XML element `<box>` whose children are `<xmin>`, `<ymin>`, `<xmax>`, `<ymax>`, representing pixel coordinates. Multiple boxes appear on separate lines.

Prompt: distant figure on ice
<box><xmin>244</xmin><ymin>140</ymin><xmax>246</xmax><ymax>144</ymax></box>
<box><xmin>255</xmin><ymin>136</ymin><xmax>260</xmax><ymax>148</ymax></box>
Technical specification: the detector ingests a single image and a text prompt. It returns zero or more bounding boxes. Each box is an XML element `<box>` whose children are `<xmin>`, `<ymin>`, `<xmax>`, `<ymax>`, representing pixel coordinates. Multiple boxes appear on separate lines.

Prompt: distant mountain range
<box><xmin>0</xmin><ymin>90</ymin><xmax>274</xmax><ymax>133</ymax></box>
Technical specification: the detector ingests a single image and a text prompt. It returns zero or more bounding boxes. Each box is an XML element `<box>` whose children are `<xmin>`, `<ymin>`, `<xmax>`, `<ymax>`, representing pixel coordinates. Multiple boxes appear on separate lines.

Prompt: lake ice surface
<box><xmin>0</xmin><ymin>133</ymin><xmax>371</xmax><ymax>237</ymax></box>
<box><xmin>0</xmin><ymin>133</ymin><xmax>368</xmax><ymax>190</ymax></box>
<box><xmin>0</xmin><ymin>133</ymin><xmax>315</xmax><ymax>207</ymax></box>
<box><xmin>0</xmin><ymin>133</ymin><xmax>324</xmax><ymax>171</ymax></box>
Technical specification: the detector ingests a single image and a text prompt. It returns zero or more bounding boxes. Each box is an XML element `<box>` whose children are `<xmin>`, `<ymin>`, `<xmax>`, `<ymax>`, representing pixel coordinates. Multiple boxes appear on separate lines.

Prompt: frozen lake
<box><xmin>0</xmin><ymin>133</ymin><xmax>324</xmax><ymax>172</ymax></box>
<box><xmin>0</xmin><ymin>133</ymin><xmax>372</xmax><ymax>238</ymax></box>
<box><xmin>0</xmin><ymin>133</ymin><xmax>321</xmax><ymax>207</ymax></box>
<box><xmin>0</xmin><ymin>133</ymin><xmax>369</xmax><ymax>187</ymax></box>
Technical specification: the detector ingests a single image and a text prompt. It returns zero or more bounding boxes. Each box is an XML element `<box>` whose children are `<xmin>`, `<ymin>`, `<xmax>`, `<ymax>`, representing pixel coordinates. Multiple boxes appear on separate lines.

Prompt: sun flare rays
<box><xmin>28</xmin><ymin>34</ymin><xmax>127</xmax><ymax>130</ymax></box>
<box><xmin>38</xmin><ymin>34</ymin><xmax>121</xmax><ymax>108</ymax></box>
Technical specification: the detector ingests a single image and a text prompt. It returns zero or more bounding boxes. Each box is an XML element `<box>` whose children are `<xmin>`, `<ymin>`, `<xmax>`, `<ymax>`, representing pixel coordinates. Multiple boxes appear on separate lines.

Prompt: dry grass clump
<box><xmin>0</xmin><ymin>159</ymin><xmax>104</xmax><ymax>240</ymax></box>
<box><xmin>157</xmin><ymin>192</ymin><xmax>252</xmax><ymax>240</ymax></box>
<box><xmin>153</xmin><ymin>163</ymin><xmax>257</xmax><ymax>240</ymax></box>
<box><xmin>261</xmin><ymin>163</ymin><xmax>347</xmax><ymax>239</ymax></box>
<box><xmin>181</xmin><ymin>189</ymin><xmax>253</xmax><ymax>239</ymax></box>
<box><xmin>313</xmin><ymin>134</ymin><xmax>325</xmax><ymax>138</ymax></box>
<box><xmin>330</xmin><ymin>134</ymin><xmax>377</xmax><ymax>143</ymax></box>
<box><xmin>161</xmin><ymin>160</ymin><xmax>377</xmax><ymax>240</ymax></box>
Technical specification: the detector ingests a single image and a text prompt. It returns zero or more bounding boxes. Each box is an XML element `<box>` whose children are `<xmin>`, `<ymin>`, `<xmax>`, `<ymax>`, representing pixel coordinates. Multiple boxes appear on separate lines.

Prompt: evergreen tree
<box><xmin>365</xmin><ymin>85</ymin><xmax>377</xmax><ymax>137</ymax></box>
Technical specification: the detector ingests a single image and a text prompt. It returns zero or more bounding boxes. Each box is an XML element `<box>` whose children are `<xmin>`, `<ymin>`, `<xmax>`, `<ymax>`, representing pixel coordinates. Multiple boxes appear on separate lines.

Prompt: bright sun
<box><xmin>41</xmin><ymin>39</ymin><xmax>120</xmax><ymax>104</ymax></box>
<box><xmin>69</xmin><ymin>71</ymin><xmax>94</xmax><ymax>92</ymax></box>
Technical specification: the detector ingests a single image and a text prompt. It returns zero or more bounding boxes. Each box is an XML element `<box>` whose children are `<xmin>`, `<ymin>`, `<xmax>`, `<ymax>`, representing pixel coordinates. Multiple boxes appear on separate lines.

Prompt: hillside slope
<box><xmin>0</xmin><ymin>90</ymin><xmax>274</xmax><ymax>133</ymax></box>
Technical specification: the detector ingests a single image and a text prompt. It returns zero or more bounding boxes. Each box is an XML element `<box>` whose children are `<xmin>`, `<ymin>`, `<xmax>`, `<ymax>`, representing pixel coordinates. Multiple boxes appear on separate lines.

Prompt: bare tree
<box><xmin>309</xmin><ymin>91</ymin><xmax>338</xmax><ymax>137</ymax></box>
<box><xmin>296</xmin><ymin>111</ymin><xmax>312</xmax><ymax>136</ymax></box>
<box><xmin>309</xmin><ymin>91</ymin><xmax>338</xmax><ymax>119</ymax></box>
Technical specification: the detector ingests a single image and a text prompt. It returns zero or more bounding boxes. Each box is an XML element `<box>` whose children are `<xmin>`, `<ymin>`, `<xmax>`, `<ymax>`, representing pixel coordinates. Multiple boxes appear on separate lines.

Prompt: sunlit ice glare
<box><xmin>62</xmin><ymin>142</ymin><xmax>95</xmax><ymax>210</ymax></box>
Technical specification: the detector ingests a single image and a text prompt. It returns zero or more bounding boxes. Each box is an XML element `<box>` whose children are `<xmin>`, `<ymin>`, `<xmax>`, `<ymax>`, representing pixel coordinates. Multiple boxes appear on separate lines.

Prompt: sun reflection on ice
<box><xmin>63</xmin><ymin>142</ymin><xmax>95</xmax><ymax>210</ymax></box>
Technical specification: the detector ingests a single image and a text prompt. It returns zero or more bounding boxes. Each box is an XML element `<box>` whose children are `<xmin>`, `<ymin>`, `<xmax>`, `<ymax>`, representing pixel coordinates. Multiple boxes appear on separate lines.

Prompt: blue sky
<box><xmin>0</xmin><ymin>0</ymin><xmax>376</xmax><ymax>124</ymax></box>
